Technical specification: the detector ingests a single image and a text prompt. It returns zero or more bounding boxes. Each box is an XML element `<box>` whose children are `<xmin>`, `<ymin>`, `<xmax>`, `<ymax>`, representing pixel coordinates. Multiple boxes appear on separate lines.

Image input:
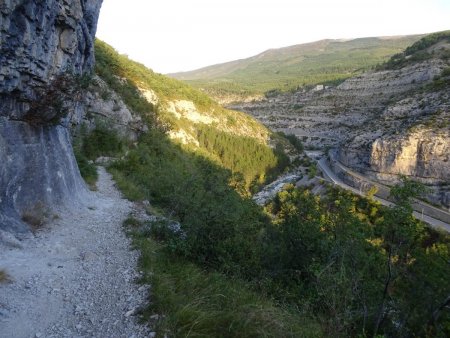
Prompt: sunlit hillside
<box><xmin>170</xmin><ymin>35</ymin><xmax>422</xmax><ymax>101</ymax></box>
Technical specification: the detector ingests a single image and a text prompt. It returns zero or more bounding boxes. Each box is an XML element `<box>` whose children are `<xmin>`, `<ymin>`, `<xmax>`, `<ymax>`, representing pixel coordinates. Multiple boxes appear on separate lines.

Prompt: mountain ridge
<box><xmin>170</xmin><ymin>36</ymin><xmax>423</xmax><ymax>78</ymax></box>
<box><xmin>169</xmin><ymin>35</ymin><xmax>424</xmax><ymax>102</ymax></box>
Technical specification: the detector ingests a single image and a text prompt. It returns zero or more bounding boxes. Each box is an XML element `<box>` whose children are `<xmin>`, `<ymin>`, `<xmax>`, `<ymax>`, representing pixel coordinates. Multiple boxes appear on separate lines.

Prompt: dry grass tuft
<box><xmin>0</xmin><ymin>269</ymin><xmax>11</xmax><ymax>284</ymax></box>
<box><xmin>21</xmin><ymin>201</ymin><xmax>50</xmax><ymax>232</ymax></box>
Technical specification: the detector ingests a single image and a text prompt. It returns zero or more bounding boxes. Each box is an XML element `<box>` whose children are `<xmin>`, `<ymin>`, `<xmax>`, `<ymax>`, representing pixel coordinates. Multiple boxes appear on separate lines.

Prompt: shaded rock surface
<box><xmin>0</xmin><ymin>0</ymin><xmax>102</xmax><ymax>117</ymax></box>
<box><xmin>70</xmin><ymin>75</ymin><xmax>148</xmax><ymax>141</ymax></box>
<box><xmin>0</xmin><ymin>0</ymin><xmax>103</xmax><ymax>239</ymax></box>
<box><xmin>0</xmin><ymin>121</ymin><xmax>89</xmax><ymax>237</ymax></box>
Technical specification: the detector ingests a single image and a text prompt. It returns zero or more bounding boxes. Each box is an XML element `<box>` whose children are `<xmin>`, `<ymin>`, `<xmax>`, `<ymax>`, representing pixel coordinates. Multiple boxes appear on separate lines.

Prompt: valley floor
<box><xmin>0</xmin><ymin>168</ymin><xmax>151</xmax><ymax>338</ymax></box>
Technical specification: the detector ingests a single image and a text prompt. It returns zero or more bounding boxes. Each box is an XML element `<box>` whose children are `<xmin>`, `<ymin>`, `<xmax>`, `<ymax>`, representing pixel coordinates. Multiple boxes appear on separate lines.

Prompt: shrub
<box><xmin>308</xmin><ymin>163</ymin><xmax>318</xmax><ymax>178</ymax></box>
<box><xmin>284</xmin><ymin>133</ymin><xmax>304</xmax><ymax>153</ymax></box>
<box><xmin>81</xmin><ymin>127</ymin><xmax>124</xmax><ymax>160</ymax></box>
<box><xmin>25</xmin><ymin>73</ymin><xmax>94</xmax><ymax>125</ymax></box>
<box><xmin>441</xmin><ymin>67</ymin><xmax>450</xmax><ymax>77</ymax></box>
<box><xmin>73</xmin><ymin>125</ymin><xmax>124</xmax><ymax>187</ymax></box>
<box><xmin>130</xmin><ymin>231</ymin><xmax>322</xmax><ymax>338</ymax></box>
<box><xmin>123</xmin><ymin>216</ymin><xmax>143</xmax><ymax>228</ymax></box>
<box><xmin>74</xmin><ymin>148</ymin><xmax>98</xmax><ymax>188</ymax></box>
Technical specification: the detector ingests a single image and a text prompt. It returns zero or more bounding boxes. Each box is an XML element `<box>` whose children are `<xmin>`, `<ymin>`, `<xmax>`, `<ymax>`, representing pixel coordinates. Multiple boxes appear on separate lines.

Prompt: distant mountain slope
<box><xmin>169</xmin><ymin>35</ymin><xmax>422</xmax><ymax>102</ymax></box>
<box><xmin>233</xmin><ymin>31</ymin><xmax>450</xmax><ymax>208</ymax></box>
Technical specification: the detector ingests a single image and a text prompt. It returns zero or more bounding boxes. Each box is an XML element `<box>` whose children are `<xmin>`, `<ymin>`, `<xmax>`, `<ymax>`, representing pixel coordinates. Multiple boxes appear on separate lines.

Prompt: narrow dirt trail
<box><xmin>0</xmin><ymin>167</ymin><xmax>151</xmax><ymax>338</ymax></box>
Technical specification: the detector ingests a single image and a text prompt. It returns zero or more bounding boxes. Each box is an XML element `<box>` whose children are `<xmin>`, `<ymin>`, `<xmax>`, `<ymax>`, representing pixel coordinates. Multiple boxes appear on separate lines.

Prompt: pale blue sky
<box><xmin>96</xmin><ymin>0</ymin><xmax>450</xmax><ymax>74</ymax></box>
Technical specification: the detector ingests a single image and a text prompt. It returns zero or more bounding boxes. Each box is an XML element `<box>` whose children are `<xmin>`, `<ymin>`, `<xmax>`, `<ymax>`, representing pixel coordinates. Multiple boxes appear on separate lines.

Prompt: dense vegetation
<box><xmin>73</xmin><ymin>123</ymin><xmax>124</xmax><ymax>188</ymax></box>
<box><xmin>94</xmin><ymin>40</ymin><xmax>289</xmax><ymax>192</ymax></box>
<box><xmin>113</xmin><ymin>139</ymin><xmax>450</xmax><ymax>337</ymax></box>
<box><xmin>110</xmin><ymin>131</ymin><xmax>269</xmax><ymax>275</ymax></box>
<box><xmin>129</xmin><ymin>225</ymin><xmax>321</xmax><ymax>337</ymax></box>
<box><xmin>170</xmin><ymin>36</ymin><xmax>422</xmax><ymax>100</ymax></box>
<box><xmin>71</xmin><ymin>38</ymin><xmax>450</xmax><ymax>337</ymax></box>
<box><xmin>378</xmin><ymin>30</ymin><xmax>450</xmax><ymax>70</ymax></box>
<box><xmin>263</xmin><ymin>184</ymin><xmax>450</xmax><ymax>337</ymax></box>
<box><xmin>196</xmin><ymin>125</ymin><xmax>289</xmax><ymax>192</ymax></box>
<box><xmin>279</xmin><ymin>132</ymin><xmax>305</xmax><ymax>153</ymax></box>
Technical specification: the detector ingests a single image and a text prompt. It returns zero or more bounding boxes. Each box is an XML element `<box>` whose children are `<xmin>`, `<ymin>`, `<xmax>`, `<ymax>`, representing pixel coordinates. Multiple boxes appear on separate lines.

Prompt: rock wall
<box><xmin>369</xmin><ymin>131</ymin><xmax>450</xmax><ymax>182</ymax></box>
<box><xmin>71</xmin><ymin>76</ymin><xmax>147</xmax><ymax>141</ymax></box>
<box><xmin>0</xmin><ymin>0</ymin><xmax>103</xmax><ymax>239</ymax></box>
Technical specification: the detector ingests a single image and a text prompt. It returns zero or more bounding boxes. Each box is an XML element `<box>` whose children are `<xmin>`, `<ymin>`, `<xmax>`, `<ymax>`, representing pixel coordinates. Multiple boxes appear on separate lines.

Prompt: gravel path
<box><xmin>0</xmin><ymin>167</ymin><xmax>152</xmax><ymax>338</ymax></box>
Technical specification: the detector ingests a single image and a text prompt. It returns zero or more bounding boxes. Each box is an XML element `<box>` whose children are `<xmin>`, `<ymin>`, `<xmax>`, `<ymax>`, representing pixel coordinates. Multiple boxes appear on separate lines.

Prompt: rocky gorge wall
<box><xmin>338</xmin><ymin>129</ymin><xmax>450</xmax><ymax>184</ymax></box>
<box><xmin>237</xmin><ymin>43</ymin><xmax>450</xmax><ymax>208</ymax></box>
<box><xmin>337</xmin><ymin>73</ymin><xmax>450</xmax><ymax>208</ymax></box>
<box><xmin>0</xmin><ymin>0</ymin><xmax>103</xmax><ymax>240</ymax></box>
<box><xmin>340</xmin><ymin>129</ymin><xmax>450</xmax><ymax>209</ymax></box>
<box><xmin>369</xmin><ymin>130</ymin><xmax>450</xmax><ymax>183</ymax></box>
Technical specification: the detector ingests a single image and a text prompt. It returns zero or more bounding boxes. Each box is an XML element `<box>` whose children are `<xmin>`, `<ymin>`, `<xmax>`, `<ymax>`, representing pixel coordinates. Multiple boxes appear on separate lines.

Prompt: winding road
<box><xmin>317</xmin><ymin>158</ymin><xmax>450</xmax><ymax>233</ymax></box>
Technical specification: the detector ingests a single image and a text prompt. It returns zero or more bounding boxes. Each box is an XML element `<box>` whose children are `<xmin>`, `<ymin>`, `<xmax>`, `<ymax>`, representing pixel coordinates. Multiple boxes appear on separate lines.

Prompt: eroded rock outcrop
<box><xmin>0</xmin><ymin>0</ymin><xmax>103</xmax><ymax>239</ymax></box>
<box><xmin>71</xmin><ymin>75</ymin><xmax>147</xmax><ymax>140</ymax></box>
<box><xmin>339</xmin><ymin>127</ymin><xmax>450</xmax><ymax>181</ymax></box>
<box><xmin>371</xmin><ymin>131</ymin><xmax>449</xmax><ymax>182</ymax></box>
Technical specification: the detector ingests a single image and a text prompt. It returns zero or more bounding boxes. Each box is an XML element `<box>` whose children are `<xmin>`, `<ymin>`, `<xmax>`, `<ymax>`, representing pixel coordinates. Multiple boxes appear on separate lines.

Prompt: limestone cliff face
<box><xmin>369</xmin><ymin>131</ymin><xmax>450</xmax><ymax>182</ymax></box>
<box><xmin>71</xmin><ymin>76</ymin><xmax>147</xmax><ymax>141</ymax></box>
<box><xmin>339</xmin><ymin>127</ymin><xmax>450</xmax><ymax>183</ymax></box>
<box><xmin>343</xmin><ymin>128</ymin><xmax>450</xmax><ymax>209</ymax></box>
<box><xmin>0</xmin><ymin>0</ymin><xmax>102</xmax><ymax>117</ymax></box>
<box><xmin>0</xmin><ymin>0</ymin><xmax>103</xmax><ymax>239</ymax></box>
<box><xmin>337</xmin><ymin>74</ymin><xmax>450</xmax><ymax>207</ymax></box>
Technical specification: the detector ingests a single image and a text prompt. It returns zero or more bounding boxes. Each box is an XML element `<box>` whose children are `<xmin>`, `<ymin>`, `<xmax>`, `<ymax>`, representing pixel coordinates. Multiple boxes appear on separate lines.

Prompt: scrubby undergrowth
<box><xmin>128</xmin><ymin>221</ymin><xmax>321</xmax><ymax>338</ymax></box>
<box><xmin>69</xmin><ymin>37</ymin><xmax>450</xmax><ymax>337</ymax></box>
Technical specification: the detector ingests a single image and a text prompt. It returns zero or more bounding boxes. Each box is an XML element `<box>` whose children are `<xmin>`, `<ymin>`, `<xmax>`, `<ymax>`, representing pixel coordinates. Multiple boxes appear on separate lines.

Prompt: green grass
<box><xmin>95</xmin><ymin>39</ymin><xmax>217</xmax><ymax>112</ymax></box>
<box><xmin>170</xmin><ymin>35</ymin><xmax>423</xmax><ymax>99</ymax></box>
<box><xmin>129</xmin><ymin>220</ymin><xmax>321</xmax><ymax>338</ymax></box>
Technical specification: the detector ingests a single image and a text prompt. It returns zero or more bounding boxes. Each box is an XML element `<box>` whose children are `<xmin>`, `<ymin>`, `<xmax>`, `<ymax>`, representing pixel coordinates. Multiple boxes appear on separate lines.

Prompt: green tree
<box><xmin>373</xmin><ymin>177</ymin><xmax>428</xmax><ymax>336</ymax></box>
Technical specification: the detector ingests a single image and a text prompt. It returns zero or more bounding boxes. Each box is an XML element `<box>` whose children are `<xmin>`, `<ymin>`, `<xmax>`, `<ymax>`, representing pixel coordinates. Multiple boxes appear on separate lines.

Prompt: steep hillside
<box><xmin>93</xmin><ymin>40</ymin><xmax>290</xmax><ymax>192</ymax></box>
<box><xmin>234</xmin><ymin>31</ymin><xmax>450</xmax><ymax>208</ymax></box>
<box><xmin>170</xmin><ymin>35</ymin><xmax>422</xmax><ymax>102</ymax></box>
<box><xmin>95</xmin><ymin>41</ymin><xmax>269</xmax><ymax>142</ymax></box>
<box><xmin>89</xmin><ymin>40</ymin><xmax>450</xmax><ymax>338</ymax></box>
